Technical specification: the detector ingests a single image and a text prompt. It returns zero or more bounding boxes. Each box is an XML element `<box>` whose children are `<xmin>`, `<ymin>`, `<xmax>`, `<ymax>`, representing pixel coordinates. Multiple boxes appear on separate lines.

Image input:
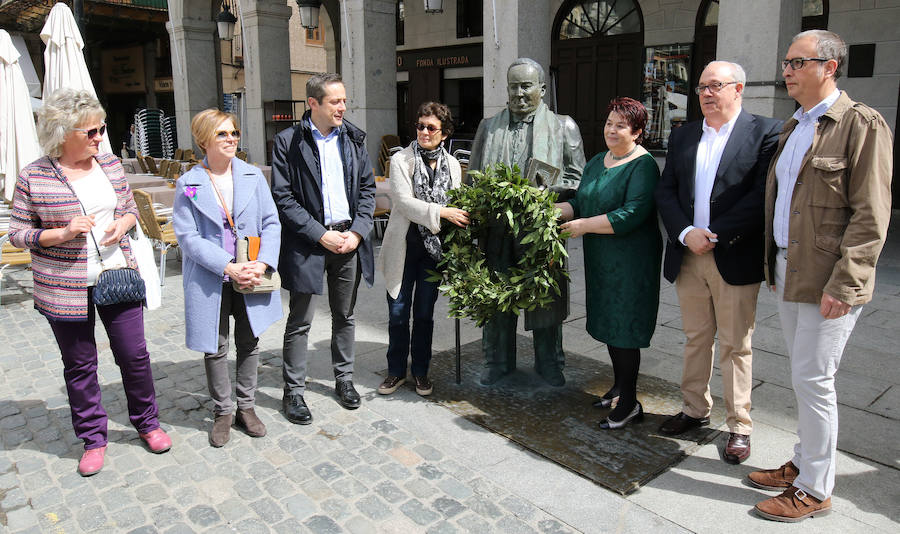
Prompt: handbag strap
<box><xmin>201</xmin><ymin>161</ymin><xmax>237</xmax><ymax>238</ymax></box>
<box><xmin>50</xmin><ymin>158</ymin><xmax>113</xmax><ymax>271</ymax></box>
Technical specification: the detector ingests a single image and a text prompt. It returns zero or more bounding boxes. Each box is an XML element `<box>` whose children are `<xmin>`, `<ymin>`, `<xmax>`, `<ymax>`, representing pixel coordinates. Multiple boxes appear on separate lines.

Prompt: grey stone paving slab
<box><xmin>0</xmin><ymin>234</ymin><xmax>898</xmax><ymax>533</ymax></box>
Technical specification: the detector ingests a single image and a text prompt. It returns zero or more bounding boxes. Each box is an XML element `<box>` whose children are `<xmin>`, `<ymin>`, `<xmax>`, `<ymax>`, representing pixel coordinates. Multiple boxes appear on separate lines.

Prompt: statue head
<box><xmin>506</xmin><ymin>58</ymin><xmax>546</xmax><ymax>120</ymax></box>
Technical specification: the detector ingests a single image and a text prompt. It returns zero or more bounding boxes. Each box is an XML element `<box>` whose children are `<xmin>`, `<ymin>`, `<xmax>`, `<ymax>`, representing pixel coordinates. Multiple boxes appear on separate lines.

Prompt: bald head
<box><xmin>697</xmin><ymin>61</ymin><xmax>745</xmax><ymax>128</ymax></box>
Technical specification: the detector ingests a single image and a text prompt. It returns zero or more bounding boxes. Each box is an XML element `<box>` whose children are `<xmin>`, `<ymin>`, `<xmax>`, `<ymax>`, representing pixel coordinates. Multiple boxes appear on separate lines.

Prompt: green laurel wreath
<box><xmin>429</xmin><ymin>162</ymin><xmax>568</xmax><ymax>327</ymax></box>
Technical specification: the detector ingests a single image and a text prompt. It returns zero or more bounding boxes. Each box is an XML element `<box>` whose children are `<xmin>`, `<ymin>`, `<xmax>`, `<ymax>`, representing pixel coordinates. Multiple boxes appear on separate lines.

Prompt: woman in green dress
<box><xmin>556</xmin><ymin>97</ymin><xmax>662</xmax><ymax>429</ymax></box>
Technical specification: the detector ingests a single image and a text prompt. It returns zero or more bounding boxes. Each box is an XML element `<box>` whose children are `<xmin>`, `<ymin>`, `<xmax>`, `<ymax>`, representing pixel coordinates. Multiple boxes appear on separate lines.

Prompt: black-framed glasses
<box><xmin>694</xmin><ymin>81</ymin><xmax>738</xmax><ymax>95</ymax></box>
<box><xmin>215</xmin><ymin>129</ymin><xmax>241</xmax><ymax>140</ymax></box>
<box><xmin>415</xmin><ymin>122</ymin><xmax>441</xmax><ymax>133</ymax></box>
<box><xmin>72</xmin><ymin>124</ymin><xmax>106</xmax><ymax>138</ymax></box>
<box><xmin>782</xmin><ymin>57</ymin><xmax>829</xmax><ymax>71</ymax></box>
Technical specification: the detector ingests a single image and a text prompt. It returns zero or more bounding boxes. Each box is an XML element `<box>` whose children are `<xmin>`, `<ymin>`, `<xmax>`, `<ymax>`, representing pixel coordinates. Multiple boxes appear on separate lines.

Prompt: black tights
<box><xmin>605</xmin><ymin>345</ymin><xmax>641</xmax><ymax>421</ymax></box>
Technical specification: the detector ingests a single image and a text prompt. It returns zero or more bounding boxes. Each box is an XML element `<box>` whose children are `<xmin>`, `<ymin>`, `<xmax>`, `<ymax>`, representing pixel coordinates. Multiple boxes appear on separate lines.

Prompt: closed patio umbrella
<box><xmin>0</xmin><ymin>30</ymin><xmax>41</xmax><ymax>201</ymax></box>
<box><xmin>40</xmin><ymin>3</ymin><xmax>112</xmax><ymax>154</ymax></box>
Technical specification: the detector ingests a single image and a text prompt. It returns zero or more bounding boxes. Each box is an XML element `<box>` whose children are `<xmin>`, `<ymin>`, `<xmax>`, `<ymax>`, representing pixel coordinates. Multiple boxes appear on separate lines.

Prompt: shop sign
<box><xmin>154</xmin><ymin>78</ymin><xmax>174</xmax><ymax>92</ymax></box>
<box><xmin>397</xmin><ymin>44</ymin><xmax>482</xmax><ymax>72</ymax></box>
<box><xmin>101</xmin><ymin>46</ymin><xmax>145</xmax><ymax>94</ymax></box>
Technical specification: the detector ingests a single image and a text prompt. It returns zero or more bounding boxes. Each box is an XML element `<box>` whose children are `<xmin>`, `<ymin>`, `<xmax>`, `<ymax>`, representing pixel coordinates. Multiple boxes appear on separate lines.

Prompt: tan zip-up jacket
<box><xmin>764</xmin><ymin>91</ymin><xmax>893</xmax><ymax>305</ymax></box>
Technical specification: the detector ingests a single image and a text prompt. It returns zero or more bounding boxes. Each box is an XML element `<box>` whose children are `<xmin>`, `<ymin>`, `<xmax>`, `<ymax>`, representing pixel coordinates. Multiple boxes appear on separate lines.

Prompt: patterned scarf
<box><xmin>411</xmin><ymin>140</ymin><xmax>452</xmax><ymax>261</ymax></box>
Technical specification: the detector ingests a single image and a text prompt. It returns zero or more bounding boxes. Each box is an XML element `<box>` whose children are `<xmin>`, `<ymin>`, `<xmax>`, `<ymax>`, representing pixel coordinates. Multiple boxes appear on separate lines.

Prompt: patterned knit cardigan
<box><xmin>8</xmin><ymin>153</ymin><xmax>140</xmax><ymax>321</ymax></box>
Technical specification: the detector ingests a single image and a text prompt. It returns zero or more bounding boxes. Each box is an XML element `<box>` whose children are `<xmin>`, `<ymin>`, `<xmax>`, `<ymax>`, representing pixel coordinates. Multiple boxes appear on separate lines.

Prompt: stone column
<box><xmin>338</xmin><ymin>0</ymin><xmax>397</xmax><ymax>173</ymax></box>
<box><xmin>482</xmin><ymin>0</ymin><xmax>552</xmax><ymax>117</ymax></box>
<box><xmin>717</xmin><ymin>0</ymin><xmax>801</xmax><ymax>119</ymax></box>
<box><xmin>166</xmin><ymin>0</ymin><xmax>219</xmax><ymax>155</ymax></box>
<box><xmin>238</xmin><ymin>0</ymin><xmax>293</xmax><ymax>164</ymax></box>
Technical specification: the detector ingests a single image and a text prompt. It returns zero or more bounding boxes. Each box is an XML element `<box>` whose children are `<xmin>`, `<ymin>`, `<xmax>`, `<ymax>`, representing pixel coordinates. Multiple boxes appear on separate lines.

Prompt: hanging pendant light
<box><xmin>296</xmin><ymin>0</ymin><xmax>322</xmax><ymax>29</ymax></box>
<box><xmin>216</xmin><ymin>0</ymin><xmax>237</xmax><ymax>41</ymax></box>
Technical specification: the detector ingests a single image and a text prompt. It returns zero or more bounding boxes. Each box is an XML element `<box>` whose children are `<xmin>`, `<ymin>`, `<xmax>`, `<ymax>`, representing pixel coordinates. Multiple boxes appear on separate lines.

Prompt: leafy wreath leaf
<box><xmin>428</xmin><ymin>162</ymin><xmax>568</xmax><ymax>327</ymax></box>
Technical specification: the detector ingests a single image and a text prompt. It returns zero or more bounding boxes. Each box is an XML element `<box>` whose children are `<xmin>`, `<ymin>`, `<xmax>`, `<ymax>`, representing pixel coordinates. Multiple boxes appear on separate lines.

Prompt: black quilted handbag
<box><xmin>93</xmin><ymin>266</ymin><xmax>146</xmax><ymax>306</ymax></box>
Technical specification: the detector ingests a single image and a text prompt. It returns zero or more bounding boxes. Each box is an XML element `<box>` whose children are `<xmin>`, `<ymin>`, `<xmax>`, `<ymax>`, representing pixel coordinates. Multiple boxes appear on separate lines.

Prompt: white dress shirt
<box><xmin>310</xmin><ymin>119</ymin><xmax>351</xmax><ymax>226</ymax></box>
<box><xmin>773</xmin><ymin>89</ymin><xmax>841</xmax><ymax>249</ymax></box>
<box><xmin>677</xmin><ymin>111</ymin><xmax>740</xmax><ymax>244</ymax></box>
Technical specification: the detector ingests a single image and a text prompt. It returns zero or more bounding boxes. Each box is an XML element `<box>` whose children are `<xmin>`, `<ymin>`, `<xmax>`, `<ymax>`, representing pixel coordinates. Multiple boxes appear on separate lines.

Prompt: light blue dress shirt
<box><xmin>310</xmin><ymin>119</ymin><xmax>351</xmax><ymax>226</ymax></box>
<box><xmin>773</xmin><ymin>89</ymin><xmax>841</xmax><ymax>249</ymax></box>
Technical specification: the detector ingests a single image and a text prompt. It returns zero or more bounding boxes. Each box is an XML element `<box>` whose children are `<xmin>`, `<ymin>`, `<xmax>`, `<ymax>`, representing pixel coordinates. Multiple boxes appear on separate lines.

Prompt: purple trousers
<box><xmin>47</xmin><ymin>292</ymin><xmax>160</xmax><ymax>450</ymax></box>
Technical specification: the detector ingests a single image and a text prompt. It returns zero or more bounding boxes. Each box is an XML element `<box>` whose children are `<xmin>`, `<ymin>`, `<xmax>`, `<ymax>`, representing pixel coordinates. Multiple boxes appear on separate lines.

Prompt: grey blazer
<box><xmin>376</xmin><ymin>144</ymin><xmax>462</xmax><ymax>299</ymax></box>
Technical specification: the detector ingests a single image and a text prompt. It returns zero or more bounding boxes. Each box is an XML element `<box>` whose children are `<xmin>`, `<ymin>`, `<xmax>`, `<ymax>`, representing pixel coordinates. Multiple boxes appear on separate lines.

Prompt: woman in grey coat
<box><xmin>376</xmin><ymin>102</ymin><xmax>468</xmax><ymax>396</ymax></box>
<box><xmin>173</xmin><ymin>109</ymin><xmax>282</xmax><ymax>447</ymax></box>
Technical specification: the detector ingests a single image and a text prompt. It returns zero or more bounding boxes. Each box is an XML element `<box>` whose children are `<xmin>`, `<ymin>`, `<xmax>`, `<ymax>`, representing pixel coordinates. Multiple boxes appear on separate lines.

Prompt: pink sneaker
<box><xmin>139</xmin><ymin>428</ymin><xmax>172</xmax><ymax>454</ymax></box>
<box><xmin>78</xmin><ymin>446</ymin><xmax>106</xmax><ymax>476</ymax></box>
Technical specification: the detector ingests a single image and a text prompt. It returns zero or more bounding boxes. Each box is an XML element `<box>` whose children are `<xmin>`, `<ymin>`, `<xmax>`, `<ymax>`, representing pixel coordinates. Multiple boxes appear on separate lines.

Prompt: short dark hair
<box><xmin>306</xmin><ymin>73</ymin><xmax>343</xmax><ymax>103</ymax></box>
<box><xmin>607</xmin><ymin>97</ymin><xmax>648</xmax><ymax>144</ymax></box>
<box><xmin>793</xmin><ymin>30</ymin><xmax>847</xmax><ymax>79</ymax></box>
<box><xmin>417</xmin><ymin>101</ymin><xmax>454</xmax><ymax>138</ymax></box>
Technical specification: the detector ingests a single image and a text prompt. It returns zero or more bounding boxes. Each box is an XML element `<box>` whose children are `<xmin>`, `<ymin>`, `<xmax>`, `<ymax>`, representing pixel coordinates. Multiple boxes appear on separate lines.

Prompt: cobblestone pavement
<box><xmin>0</xmin><ymin>228</ymin><xmax>898</xmax><ymax>533</ymax></box>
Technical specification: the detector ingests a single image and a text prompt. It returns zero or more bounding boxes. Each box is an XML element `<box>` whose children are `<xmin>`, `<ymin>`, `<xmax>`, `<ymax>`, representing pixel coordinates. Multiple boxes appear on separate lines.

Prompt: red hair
<box><xmin>606</xmin><ymin>97</ymin><xmax>648</xmax><ymax>144</ymax></box>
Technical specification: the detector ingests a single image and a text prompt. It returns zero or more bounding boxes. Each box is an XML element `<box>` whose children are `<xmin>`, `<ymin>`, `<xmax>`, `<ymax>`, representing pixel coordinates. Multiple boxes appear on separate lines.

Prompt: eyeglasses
<box><xmin>415</xmin><ymin>122</ymin><xmax>441</xmax><ymax>133</ymax></box>
<box><xmin>782</xmin><ymin>57</ymin><xmax>829</xmax><ymax>70</ymax></box>
<box><xmin>694</xmin><ymin>81</ymin><xmax>738</xmax><ymax>95</ymax></box>
<box><xmin>215</xmin><ymin>129</ymin><xmax>241</xmax><ymax>140</ymax></box>
<box><xmin>72</xmin><ymin>124</ymin><xmax>106</xmax><ymax>138</ymax></box>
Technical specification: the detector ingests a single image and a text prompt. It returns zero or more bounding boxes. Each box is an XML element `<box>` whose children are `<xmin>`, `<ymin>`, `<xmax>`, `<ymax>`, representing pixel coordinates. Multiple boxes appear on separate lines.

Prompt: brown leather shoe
<box><xmin>748</xmin><ymin>461</ymin><xmax>799</xmax><ymax>491</ymax></box>
<box><xmin>754</xmin><ymin>486</ymin><xmax>831</xmax><ymax>522</ymax></box>
<box><xmin>723</xmin><ymin>432</ymin><xmax>750</xmax><ymax>464</ymax></box>
<box><xmin>658</xmin><ymin>412</ymin><xmax>710</xmax><ymax>435</ymax></box>
<box><xmin>235</xmin><ymin>408</ymin><xmax>267</xmax><ymax>438</ymax></box>
<box><xmin>209</xmin><ymin>413</ymin><xmax>233</xmax><ymax>447</ymax></box>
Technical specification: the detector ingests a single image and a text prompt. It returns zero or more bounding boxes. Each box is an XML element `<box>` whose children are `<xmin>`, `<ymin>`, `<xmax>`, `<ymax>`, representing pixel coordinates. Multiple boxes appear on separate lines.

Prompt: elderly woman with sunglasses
<box><xmin>8</xmin><ymin>88</ymin><xmax>171</xmax><ymax>476</ymax></box>
<box><xmin>376</xmin><ymin>102</ymin><xmax>469</xmax><ymax>396</ymax></box>
<box><xmin>173</xmin><ymin>109</ymin><xmax>282</xmax><ymax>447</ymax></box>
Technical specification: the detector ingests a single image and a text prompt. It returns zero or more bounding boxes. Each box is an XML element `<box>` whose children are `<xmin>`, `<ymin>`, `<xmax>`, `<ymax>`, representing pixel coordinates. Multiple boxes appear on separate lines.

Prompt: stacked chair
<box><xmin>378</xmin><ymin>135</ymin><xmax>402</xmax><ymax>177</ymax></box>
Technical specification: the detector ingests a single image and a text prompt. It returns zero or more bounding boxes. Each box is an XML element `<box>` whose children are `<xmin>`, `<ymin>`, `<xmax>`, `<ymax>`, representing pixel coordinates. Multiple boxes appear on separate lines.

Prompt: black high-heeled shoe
<box><xmin>592</xmin><ymin>390</ymin><xmax>620</xmax><ymax>409</ymax></box>
<box><xmin>598</xmin><ymin>402</ymin><xmax>643</xmax><ymax>430</ymax></box>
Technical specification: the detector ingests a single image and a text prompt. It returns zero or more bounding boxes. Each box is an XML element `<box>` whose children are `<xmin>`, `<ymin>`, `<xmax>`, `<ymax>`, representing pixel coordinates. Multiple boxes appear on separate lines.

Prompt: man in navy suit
<box><xmin>271</xmin><ymin>73</ymin><xmax>375</xmax><ymax>423</ymax></box>
<box><xmin>655</xmin><ymin>61</ymin><xmax>782</xmax><ymax>463</ymax></box>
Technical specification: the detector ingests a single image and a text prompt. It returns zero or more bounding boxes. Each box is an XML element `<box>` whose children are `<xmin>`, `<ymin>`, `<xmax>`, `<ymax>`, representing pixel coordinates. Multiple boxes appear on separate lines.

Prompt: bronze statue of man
<box><xmin>469</xmin><ymin>57</ymin><xmax>586</xmax><ymax>386</ymax></box>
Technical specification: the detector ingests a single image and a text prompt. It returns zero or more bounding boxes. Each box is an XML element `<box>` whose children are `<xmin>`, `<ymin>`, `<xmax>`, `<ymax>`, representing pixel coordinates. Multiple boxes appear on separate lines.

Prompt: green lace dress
<box><xmin>568</xmin><ymin>152</ymin><xmax>662</xmax><ymax>348</ymax></box>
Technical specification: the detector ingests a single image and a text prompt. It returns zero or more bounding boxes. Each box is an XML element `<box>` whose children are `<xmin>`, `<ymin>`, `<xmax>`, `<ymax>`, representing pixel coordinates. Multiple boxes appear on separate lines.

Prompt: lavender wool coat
<box><xmin>173</xmin><ymin>157</ymin><xmax>283</xmax><ymax>354</ymax></box>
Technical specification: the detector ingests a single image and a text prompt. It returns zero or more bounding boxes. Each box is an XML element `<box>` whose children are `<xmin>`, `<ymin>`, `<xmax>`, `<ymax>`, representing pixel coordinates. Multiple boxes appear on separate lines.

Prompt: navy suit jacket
<box><xmin>271</xmin><ymin>111</ymin><xmax>376</xmax><ymax>294</ymax></box>
<box><xmin>655</xmin><ymin>110</ymin><xmax>783</xmax><ymax>285</ymax></box>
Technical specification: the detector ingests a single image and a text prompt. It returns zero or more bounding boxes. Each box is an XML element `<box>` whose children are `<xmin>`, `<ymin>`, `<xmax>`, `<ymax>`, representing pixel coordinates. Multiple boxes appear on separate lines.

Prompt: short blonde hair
<box><xmin>191</xmin><ymin>109</ymin><xmax>239</xmax><ymax>155</ymax></box>
<box><xmin>36</xmin><ymin>88</ymin><xmax>106</xmax><ymax>158</ymax></box>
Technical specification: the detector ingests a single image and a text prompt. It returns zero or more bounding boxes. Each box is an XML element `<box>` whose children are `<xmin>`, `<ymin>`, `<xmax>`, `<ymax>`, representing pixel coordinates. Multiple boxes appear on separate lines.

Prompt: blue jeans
<box><xmin>386</xmin><ymin>227</ymin><xmax>440</xmax><ymax>377</ymax></box>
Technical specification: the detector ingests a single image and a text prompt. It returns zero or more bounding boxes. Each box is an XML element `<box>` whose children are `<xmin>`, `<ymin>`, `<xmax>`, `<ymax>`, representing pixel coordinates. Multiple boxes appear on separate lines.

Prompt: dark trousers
<box><xmin>47</xmin><ymin>291</ymin><xmax>160</xmax><ymax>450</ymax></box>
<box><xmin>386</xmin><ymin>227</ymin><xmax>440</xmax><ymax>378</ymax></box>
<box><xmin>283</xmin><ymin>250</ymin><xmax>360</xmax><ymax>395</ymax></box>
<box><xmin>205</xmin><ymin>283</ymin><xmax>259</xmax><ymax>415</ymax></box>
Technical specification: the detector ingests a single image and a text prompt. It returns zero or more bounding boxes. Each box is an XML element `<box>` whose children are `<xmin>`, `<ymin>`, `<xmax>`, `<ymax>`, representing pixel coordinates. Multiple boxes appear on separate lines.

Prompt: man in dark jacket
<box><xmin>655</xmin><ymin>61</ymin><xmax>782</xmax><ymax>464</ymax></box>
<box><xmin>271</xmin><ymin>73</ymin><xmax>375</xmax><ymax>424</ymax></box>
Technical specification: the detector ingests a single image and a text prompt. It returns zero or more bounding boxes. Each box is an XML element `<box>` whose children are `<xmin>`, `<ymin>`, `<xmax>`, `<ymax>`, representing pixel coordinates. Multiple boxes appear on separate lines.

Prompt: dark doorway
<box><xmin>551</xmin><ymin>0</ymin><xmax>644</xmax><ymax>158</ymax></box>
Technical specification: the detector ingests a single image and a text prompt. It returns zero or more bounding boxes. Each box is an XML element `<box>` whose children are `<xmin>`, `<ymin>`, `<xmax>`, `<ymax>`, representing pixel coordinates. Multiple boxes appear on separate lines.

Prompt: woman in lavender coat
<box><xmin>173</xmin><ymin>109</ymin><xmax>282</xmax><ymax>447</ymax></box>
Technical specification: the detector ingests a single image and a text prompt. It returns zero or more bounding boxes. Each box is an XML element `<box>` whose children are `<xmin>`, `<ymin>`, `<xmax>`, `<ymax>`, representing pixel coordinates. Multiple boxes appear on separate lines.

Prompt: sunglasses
<box><xmin>215</xmin><ymin>129</ymin><xmax>241</xmax><ymax>140</ymax></box>
<box><xmin>415</xmin><ymin>122</ymin><xmax>441</xmax><ymax>133</ymax></box>
<box><xmin>72</xmin><ymin>124</ymin><xmax>107</xmax><ymax>138</ymax></box>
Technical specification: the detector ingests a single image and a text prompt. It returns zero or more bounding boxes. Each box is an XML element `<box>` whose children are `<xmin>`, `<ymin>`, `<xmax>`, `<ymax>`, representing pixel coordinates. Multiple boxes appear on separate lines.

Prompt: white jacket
<box><xmin>377</xmin><ymin>144</ymin><xmax>462</xmax><ymax>299</ymax></box>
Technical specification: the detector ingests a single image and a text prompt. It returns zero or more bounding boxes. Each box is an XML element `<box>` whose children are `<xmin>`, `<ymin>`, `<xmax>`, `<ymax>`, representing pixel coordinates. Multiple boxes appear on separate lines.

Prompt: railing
<box><xmin>89</xmin><ymin>0</ymin><xmax>168</xmax><ymax>10</ymax></box>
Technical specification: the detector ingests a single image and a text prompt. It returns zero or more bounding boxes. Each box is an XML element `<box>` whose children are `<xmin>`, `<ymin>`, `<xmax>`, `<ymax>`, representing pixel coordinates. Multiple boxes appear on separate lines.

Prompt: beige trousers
<box><xmin>675</xmin><ymin>252</ymin><xmax>759</xmax><ymax>434</ymax></box>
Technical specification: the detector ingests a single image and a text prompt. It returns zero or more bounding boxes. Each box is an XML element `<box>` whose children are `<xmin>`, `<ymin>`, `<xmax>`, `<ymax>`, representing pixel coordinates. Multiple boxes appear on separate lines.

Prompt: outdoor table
<box><xmin>375</xmin><ymin>177</ymin><xmax>391</xmax><ymax>211</ymax></box>
<box><xmin>125</xmin><ymin>174</ymin><xmax>168</xmax><ymax>189</ymax></box>
<box><xmin>135</xmin><ymin>184</ymin><xmax>176</xmax><ymax>208</ymax></box>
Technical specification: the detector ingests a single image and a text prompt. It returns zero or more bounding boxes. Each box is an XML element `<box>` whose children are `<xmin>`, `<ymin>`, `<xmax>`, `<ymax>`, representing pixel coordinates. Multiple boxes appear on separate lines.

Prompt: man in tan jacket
<box><xmin>750</xmin><ymin>30</ymin><xmax>893</xmax><ymax>523</ymax></box>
